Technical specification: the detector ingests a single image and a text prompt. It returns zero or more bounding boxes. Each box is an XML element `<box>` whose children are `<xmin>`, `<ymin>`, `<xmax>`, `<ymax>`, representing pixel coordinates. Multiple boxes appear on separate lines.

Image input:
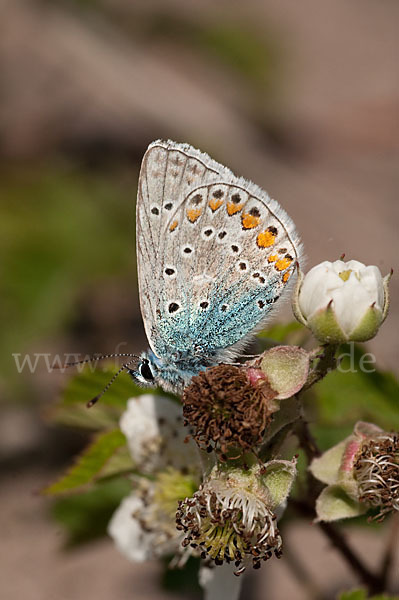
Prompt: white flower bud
<box><xmin>293</xmin><ymin>260</ymin><xmax>391</xmax><ymax>343</ymax></box>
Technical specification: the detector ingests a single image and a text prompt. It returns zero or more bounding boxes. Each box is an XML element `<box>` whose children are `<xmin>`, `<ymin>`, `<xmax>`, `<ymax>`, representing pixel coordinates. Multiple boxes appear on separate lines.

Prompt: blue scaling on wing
<box><xmin>154</xmin><ymin>270</ymin><xmax>282</xmax><ymax>363</ymax></box>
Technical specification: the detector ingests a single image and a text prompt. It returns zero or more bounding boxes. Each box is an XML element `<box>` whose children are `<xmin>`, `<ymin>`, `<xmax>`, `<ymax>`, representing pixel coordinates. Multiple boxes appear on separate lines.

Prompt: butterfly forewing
<box><xmin>136</xmin><ymin>140</ymin><xmax>302</xmax><ymax>360</ymax></box>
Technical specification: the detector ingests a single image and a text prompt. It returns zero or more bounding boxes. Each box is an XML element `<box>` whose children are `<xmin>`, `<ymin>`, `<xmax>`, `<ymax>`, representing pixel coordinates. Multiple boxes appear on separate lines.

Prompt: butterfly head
<box><xmin>129</xmin><ymin>354</ymin><xmax>156</xmax><ymax>386</ymax></box>
<box><xmin>129</xmin><ymin>348</ymin><xmax>213</xmax><ymax>396</ymax></box>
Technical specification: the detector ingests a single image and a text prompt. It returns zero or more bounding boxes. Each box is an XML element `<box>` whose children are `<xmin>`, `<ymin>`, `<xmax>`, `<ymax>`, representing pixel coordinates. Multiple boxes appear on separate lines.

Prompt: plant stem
<box><xmin>318</xmin><ymin>522</ymin><xmax>381</xmax><ymax>592</ymax></box>
<box><xmin>304</xmin><ymin>344</ymin><xmax>338</xmax><ymax>390</ymax></box>
<box><xmin>296</xmin><ymin>417</ymin><xmax>321</xmax><ymax>462</ymax></box>
<box><xmin>378</xmin><ymin>512</ymin><xmax>399</xmax><ymax>589</ymax></box>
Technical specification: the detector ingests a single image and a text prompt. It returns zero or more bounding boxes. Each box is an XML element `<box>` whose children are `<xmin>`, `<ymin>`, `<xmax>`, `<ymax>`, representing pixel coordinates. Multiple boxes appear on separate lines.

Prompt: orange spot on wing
<box><xmin>283</xmin><ymin>271</ymin><xmax>291</xmax><ymax>283</ymax></box>
<box><xmin>209</xmin><ymin>198</ymin><xmax>223</xmax><ymax>212</ymax></box>
<box><xmin>227</xmin><ymin>202</ymin><xmax>243</xmax><ymax>216</ymax></box>
<box><xmin>187</xmin><ymin>208</ymin><xmax>202</xmax><ymax>223</ymax></box>
<box><xmin>275</xmin><ymin>257</ymin><xmax>293</xmax><ymax>271</ymax></box>
<box><xmin>267</xmin><ymin>254</ymin><xmax>278</xmax><ymax>263</ymax></box>
<box><xmin>241</xmin><ymin>213</ymin><xmax>261</xmax><ymax>229</ymax></box>
<box><xmin>257</xmin><ymin>230</ymin><xmax>276</xmax><ymax>248</ymax></box>
<box><xmin>169</xmin><ymin>220</ymin><xmax>178</xmax><ymax>232</ymax></box>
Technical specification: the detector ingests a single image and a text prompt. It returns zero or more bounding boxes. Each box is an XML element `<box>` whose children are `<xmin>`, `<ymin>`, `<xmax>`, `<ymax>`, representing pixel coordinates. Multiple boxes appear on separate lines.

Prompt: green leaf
<box><xmin>50</xmin><ymin>366</ymin><xmax>179</xmax><ymax>430</ymax></box>
<box><xmin>51</xmin><ymin>478</ymin><xmax>131</xmax><ymax>546</ymax></box>
<box><xmin>50</xmin><ymin>367</ymin><xmax>144</xmax><ymax>430</ymax></box>
<box><xmin>43</xmin><ymin>429</ymin><xmax>128</xmax><ymax>495</ymax></box>
<box><xmin>96</xmin><ymin>445</ymin><xmax>136</xmax><ymax>482</ymax></box>
<box><xmin>62</xmin><ymin>367</ymin><xmax>141</xmax><ymax>407</ymax></box>
<box><xmin>307</xmin><ymin>344</ymin><xmax>399</xmax><ymax>450</ymax></box>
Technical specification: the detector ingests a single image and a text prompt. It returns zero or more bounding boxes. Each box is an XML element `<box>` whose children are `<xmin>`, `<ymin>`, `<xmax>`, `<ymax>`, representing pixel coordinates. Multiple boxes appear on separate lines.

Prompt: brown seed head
<box><xmin>182</xmin><ymin>364</ymin><xmax>274</xmax><ymax>457</ymax></box>
<box><xmin>354</xmin><ymin>433</ymin><xmax>399</xmax><ymax>521</ymax></box>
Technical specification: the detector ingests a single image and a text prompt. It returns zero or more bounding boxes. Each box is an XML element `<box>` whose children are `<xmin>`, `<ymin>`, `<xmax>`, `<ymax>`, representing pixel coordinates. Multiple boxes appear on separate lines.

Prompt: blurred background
<box><xmin>1</xmin><ymin>0</ymin><xmax>398</xmax><ymax>599</ymax></box>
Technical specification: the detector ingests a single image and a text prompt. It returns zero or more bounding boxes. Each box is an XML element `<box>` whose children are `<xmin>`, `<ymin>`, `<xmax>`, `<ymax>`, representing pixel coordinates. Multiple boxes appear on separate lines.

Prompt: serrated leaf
<box><xmin>43</xmin><ymin>429</ymin><xmax>128</xmax><ymax>495</ymax></box>
<box><xmin>50</xmin><ymin>366</ymin><xmax>179</xmax><ymax>430</ymax></box>
<box><xmin>96</xmin><ymin>444</ymin><xmax>136</xmax><ymax>482</ymax></box>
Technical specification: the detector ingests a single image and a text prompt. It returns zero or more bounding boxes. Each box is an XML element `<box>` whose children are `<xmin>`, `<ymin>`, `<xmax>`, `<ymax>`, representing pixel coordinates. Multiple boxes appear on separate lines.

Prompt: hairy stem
<box><xmin>304</xmin><ymin>344</ymin><xmax>339</xmax><ymax>390</ymax></box>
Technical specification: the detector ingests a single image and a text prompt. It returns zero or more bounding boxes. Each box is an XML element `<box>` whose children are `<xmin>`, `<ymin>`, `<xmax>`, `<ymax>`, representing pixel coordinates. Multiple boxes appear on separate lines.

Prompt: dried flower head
<box><xmin>182</xmin><ymin>364</ymin><xmax>275</xmax><ymax>457</ymax></box>
<box><xmin>176</xmin><ymin>466</ymin><xmax>284</xmax><ymax>575</ymax></box>
<box><xmin>354</xmin><ymin>433</ymin><xmax>399</xmax><ymax>520</ymax></box>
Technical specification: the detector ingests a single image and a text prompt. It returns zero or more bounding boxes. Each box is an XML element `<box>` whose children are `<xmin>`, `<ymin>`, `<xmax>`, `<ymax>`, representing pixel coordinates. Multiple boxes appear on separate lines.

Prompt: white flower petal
<box><xmin>358</xmin><ymin>266</ymin><xmax>384</xmax><ymax>308</ymax></box>
<box><xmin>330</xmin><ymin>277</ymin><xmax>373</xmax><ymax>335</ymax></box>
<box><xmin>298</xmin><ymin>262</ymin><xmax>343</xmax><ymax>318</ymax></box>
<box><xmin>340</xmin><ymin>259</ymin><xmax>365</xmax><ymax>272</ymax></box>
<box><xmin>107</xmin><ymin>493</ymin><xmax>152</xmax><ymax>562</ymax></box>
<box><xmin>120</xmin><ymin>395</ymin><xmax>197</xmax><ymax>473</ymax></box>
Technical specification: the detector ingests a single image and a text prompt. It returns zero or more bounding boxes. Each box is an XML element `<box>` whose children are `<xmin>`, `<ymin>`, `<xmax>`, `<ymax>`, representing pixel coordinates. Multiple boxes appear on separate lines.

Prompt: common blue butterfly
<box><xmin>131</xmin><ymin>140</ymin><xmax>302</xmax><ymax>395</ymax></box>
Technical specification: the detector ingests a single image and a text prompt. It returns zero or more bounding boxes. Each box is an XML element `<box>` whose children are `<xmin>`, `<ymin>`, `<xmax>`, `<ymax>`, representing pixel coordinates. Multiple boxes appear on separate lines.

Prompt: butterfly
<box><xmin>130</xmin><ymin>140</ymin><xmax>302</xmax><ymax>395</ymax></box>
<box><xmin>65</xmin><ymin>140</ymin><xmax>302</xmax><ymax>403</ymax></box>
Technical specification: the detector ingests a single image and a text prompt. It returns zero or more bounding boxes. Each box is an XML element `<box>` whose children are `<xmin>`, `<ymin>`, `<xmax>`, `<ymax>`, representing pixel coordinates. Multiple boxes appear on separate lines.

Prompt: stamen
<box><xmin>354</xmin><ymin>433</ymin><xmax>399</xmax><ymax>520</ymax></box>
<box><xmin>176</xmin><ymin>473</ymin><xmax>282</xmax><ymax>575</ymax></box>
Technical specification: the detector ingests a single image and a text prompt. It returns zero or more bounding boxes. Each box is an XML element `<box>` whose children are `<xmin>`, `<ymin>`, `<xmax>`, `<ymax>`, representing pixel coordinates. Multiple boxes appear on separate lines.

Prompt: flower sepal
<box><xmin>248</xmin><ymin>345</ymin><xmax>310</xmax><ymax>401</ymax></box>
<box><xmin>260</xmin><ymin>458</ymin><xmax>298</xmax><ymax>509</ymax></box>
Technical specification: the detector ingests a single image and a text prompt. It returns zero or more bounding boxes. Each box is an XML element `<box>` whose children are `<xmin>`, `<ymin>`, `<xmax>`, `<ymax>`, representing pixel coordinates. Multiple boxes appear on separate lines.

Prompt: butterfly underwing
<box><xmin>133</xmin><ymin>140</ymin><xmax>303</xmax><ymax>394</ymax></box>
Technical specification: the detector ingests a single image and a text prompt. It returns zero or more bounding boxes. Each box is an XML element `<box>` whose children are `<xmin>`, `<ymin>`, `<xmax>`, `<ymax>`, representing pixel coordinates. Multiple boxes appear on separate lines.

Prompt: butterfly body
<box><xmin>134</xmin><ymin>140</ymin><xmax>303</xmax><ymax>394</ymax></box>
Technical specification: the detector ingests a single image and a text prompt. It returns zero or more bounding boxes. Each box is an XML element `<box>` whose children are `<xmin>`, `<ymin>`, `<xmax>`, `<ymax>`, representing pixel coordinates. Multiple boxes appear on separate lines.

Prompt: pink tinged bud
<box><xmin>258</xmin><ymin>346</ymin><xmax>310</xmax><ymax>400</ymax></box>
<box><xmin>341</xmin><ymin>439</ymin><xmax>362</xmax><ymax>473</ymax></box>
<box><xmin>247</xmin><ymin>367</ymin><xmax>267</xmax><ymax>387</ymax></box>
<box><xmin>310</xmin><ymin>421</ymin><xmax>389</xmax><ymax>522</ymax></box>
<box><xmin>353</xmin><ymin>421</ymin><xmax>383</xmax><ymax>437</ymax></box>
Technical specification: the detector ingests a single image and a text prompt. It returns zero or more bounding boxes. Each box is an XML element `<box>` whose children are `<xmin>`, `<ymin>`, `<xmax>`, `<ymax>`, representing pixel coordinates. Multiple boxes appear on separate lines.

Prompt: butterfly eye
<box><xmin>139</xmin><ymin>359</ymin><xmax>154</xmax><ymax>382</ymax></box>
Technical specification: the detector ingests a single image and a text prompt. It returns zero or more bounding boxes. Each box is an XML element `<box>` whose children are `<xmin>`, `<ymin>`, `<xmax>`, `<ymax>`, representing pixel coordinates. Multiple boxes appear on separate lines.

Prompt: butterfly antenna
<box><xmin>87</xmin><ymin>358</ymin><xmax>137</xmax><ymax>408</ymax></box>
<box><xmin>53</xmin><ymin>353</ymin><xmax>140</xmax><ymax>369</ymax></box>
